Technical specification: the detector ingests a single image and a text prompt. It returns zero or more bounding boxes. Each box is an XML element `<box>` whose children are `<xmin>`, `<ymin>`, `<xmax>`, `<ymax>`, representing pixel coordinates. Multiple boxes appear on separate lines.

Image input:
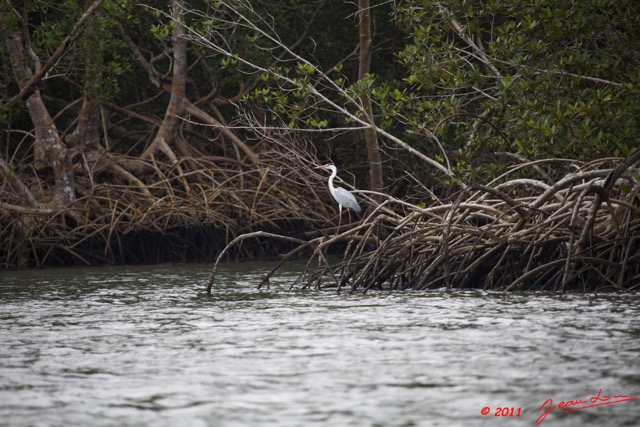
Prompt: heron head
<box><xmin>314</xmin><ymin>164</ymin><xmax>336</xmax><ymax>174</ymax></box>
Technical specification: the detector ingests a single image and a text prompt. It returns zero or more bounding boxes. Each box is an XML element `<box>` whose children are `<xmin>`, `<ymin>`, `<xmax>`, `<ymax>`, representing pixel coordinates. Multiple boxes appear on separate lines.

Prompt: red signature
<box><xmin>536</xmin><ymin>389</ymin><xmax>637</xmax><ymax>425</ymax></box>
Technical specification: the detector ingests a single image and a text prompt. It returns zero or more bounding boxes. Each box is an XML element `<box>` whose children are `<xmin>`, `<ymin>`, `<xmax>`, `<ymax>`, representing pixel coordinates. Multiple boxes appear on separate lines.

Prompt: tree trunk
<box><xmin>6</xmin><ymin>35</ymin><xmax>75</xmax><ymax>207</ymax></box>
<box><xmin>67</xmin><ymin>1</ymin><xmax>105</xmax><ymax>151</ymax></box>
<box><xmin>358</xmin><ymin>0</ymin><xmax>383</xmax><ymax>193</ymax></box>
<box><xmin>139</xmin><ymin>0</ymin><xmax>192</xmax><ymax>192</ymax></box>
<box><xmin>142</xmin><ymin>0</ymin><xmax>187</xmax><ymax>160</ymax></box>
<box><xmin>67</xmin><ymin>60</ymin><xmax>103</xmax><ymax>150</ymax></box>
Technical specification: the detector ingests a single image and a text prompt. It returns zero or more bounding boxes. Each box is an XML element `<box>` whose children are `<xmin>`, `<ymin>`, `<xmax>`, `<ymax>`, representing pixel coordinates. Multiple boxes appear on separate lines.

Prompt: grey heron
<box><xmin>316</xmin><ymin>164</ymin><xmax>361</xmax><ymax>228</ymax></box>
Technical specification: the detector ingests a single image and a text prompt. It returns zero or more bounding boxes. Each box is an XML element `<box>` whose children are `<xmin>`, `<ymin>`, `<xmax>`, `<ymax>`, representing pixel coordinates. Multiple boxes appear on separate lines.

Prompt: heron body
<box><xmin>318</xmin><ymin>164</ymin><xmax>361</xmax><ymax>227</ymax></box>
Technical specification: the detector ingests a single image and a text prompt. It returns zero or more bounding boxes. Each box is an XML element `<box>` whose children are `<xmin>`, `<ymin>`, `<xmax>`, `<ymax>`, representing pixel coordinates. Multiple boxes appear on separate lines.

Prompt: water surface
<box><xmin>1</xmin><ymin>262</ymin><xmax>639</xmax><ymax>426</ymax></box>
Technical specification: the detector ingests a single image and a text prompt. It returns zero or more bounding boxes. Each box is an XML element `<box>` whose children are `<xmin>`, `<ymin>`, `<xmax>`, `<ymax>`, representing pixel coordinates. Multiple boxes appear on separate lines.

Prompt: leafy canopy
<box><xmin>373</xmin><ymin>0</ymin><xmax>640</xmax><ymax>177</ymax></box>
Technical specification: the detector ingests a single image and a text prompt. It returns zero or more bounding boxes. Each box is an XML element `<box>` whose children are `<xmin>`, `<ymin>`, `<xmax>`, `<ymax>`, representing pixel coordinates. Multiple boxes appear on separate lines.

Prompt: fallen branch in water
<box><xmin>206</xmin><ymin>231</ymin><xmax>308</xmax><ymax>294</ymax></box>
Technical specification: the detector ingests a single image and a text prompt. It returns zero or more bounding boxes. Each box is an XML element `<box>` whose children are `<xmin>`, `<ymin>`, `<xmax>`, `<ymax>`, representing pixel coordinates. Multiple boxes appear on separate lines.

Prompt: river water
<box><xmin>0</xmin><ymin>262</ymin><xmax>638</xmax><ymax>427</ymax></box>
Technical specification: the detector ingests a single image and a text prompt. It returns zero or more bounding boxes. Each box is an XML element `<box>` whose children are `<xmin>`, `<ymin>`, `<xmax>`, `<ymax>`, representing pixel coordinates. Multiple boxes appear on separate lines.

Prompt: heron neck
<box><xmin>328</xmin><ymin>168</ymin><xmax>337</xmax><ymax>194</ymax></box>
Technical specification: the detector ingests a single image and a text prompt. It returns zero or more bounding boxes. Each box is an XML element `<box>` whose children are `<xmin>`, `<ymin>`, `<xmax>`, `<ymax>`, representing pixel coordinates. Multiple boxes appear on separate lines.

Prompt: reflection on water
<box><xmin>1</xmin><ymin>262</ymin><xmax>639</xmax><ymax>426</ymax></box>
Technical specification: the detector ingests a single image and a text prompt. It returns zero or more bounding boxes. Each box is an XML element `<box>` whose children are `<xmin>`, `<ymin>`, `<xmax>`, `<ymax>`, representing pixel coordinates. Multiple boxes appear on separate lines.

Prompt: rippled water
<box><xmin>1</xmin><ymin>262</ymin><xmax>639</xmax><ymax>427</ymax></box>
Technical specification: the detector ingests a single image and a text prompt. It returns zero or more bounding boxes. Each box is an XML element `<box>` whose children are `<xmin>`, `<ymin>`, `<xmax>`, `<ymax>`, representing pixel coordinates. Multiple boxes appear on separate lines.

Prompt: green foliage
<box><xmin>379</xmin><ymin>0</ymin><xmax>640</xmax><ymax>177</ymax></box>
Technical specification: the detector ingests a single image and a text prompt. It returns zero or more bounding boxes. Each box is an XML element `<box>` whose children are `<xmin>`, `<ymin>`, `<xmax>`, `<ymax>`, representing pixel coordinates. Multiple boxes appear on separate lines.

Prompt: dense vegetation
<box><xmin>390</xmin><ymin>1</ymin><xmax>640</xmax><ymax>160</ymax></box>
<box><xmin>1</xmin><ymin>1</ymin><xmax>639</xmax><ymax>291</ymax></box>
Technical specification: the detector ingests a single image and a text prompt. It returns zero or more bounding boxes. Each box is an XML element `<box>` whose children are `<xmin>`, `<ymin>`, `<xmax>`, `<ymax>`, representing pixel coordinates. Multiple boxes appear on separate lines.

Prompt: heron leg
<box><xmin>337</xmin><ymin>205</ymin><xmax>342</xmax><ymax>230</ymax></box>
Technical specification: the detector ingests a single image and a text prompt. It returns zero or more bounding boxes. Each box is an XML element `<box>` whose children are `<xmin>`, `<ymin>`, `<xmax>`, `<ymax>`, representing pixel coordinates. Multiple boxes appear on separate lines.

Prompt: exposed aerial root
<box><xmin>208</xmin><ymin>150</ymin><xmax>640</xmax><ymax>293</ymax></box>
